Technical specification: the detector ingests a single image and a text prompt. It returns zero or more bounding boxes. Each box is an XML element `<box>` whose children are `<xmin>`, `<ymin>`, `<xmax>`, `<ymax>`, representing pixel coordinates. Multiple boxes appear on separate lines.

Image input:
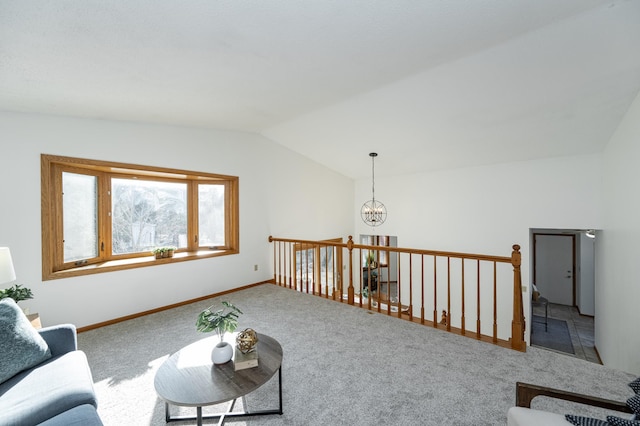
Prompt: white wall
<box><xmin>598</xmin><ymin>91</ymin><xmax>640</xmax><ymax>375</ymax></box>
<box><xmin>0</xmin><ymin>111</ymin><xmax>354</xmax><ymax>328</ymax></box>
<box><xmin>4</xmin><ymin>106</ymin><xmax>635</xmax><ymax>371</ymax></box>
<box><xmin>578</xmin><ymin>232</ymin><xmax>595</xmax><ymax>316</ymax></box>
<box><xmin>354</xmin><ymin>154</ymin><xmax>603</xmax><ymax>342</ymax></box>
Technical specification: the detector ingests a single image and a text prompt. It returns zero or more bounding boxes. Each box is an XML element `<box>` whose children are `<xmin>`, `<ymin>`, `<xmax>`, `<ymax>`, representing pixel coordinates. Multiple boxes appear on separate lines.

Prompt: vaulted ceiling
<box><xmin>1</xmin><ymin>1</ymin><xmax>639</xmax><ymax>178</ymax></box>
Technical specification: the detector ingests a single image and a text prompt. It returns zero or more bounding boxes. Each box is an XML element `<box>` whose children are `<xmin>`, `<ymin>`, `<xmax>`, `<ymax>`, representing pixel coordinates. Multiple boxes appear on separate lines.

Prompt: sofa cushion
<box><xmin>630</xmin><ymin>378</ymin><xmax>640</xmax><ymax>395</ymax></box>
<box><xmin>607</xmin><ymin>416</ymin><xmax>640</xmax><ymax>426</ymax></box>
<box><xmin>0</xmin><ymin>298</ymin><xmax>51</xmax><ymax>384</ymax></box>
<box><xmin>507</xmin><ymin>407</ymin><xmax>572</xmax><ymax>426</ymax></box>
<box><xmin>628</xmin><ymin>395</ymin><xmax>640</xmax><ymax>417</ymax></box>
<box><xmin>37</xmin><ymin>404</ymin><xmax>103</xmax><ymax>426</ymax></box>
<box><xmin>0</xmin><ymin>350</ymin><xmax>97</xmax><ymax>426</ymax></box>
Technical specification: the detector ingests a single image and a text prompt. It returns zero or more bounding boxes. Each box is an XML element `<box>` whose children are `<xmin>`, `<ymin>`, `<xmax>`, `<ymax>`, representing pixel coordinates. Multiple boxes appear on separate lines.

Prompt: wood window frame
<box><xmin>41</xmin><ymin>154</ymin><xmax>239</xmax><ymax>280</ymax></box>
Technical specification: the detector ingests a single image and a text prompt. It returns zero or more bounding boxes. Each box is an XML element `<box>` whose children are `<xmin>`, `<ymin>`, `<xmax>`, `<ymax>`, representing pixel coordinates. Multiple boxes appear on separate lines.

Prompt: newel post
<box><xmin>347</xmin><ymin>236</ymin><xmax>355</xmax><ymax>305</ymax></box>
<box><xmin>268</xmin><ymin>236</ymin><xmax>276</xmax><ymax>285</ymax></box>
<box><xmin>510</xmin><ymin>244</ymin><xmax>526</xmax><ymax>351</ymax></box>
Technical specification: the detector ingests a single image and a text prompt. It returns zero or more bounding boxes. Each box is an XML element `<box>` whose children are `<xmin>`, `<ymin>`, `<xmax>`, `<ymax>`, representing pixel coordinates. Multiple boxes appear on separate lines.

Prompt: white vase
<box><xmin>211</xmin><ymin>341</ymin><xmax>233</xmax><ymax>364</ymax></box>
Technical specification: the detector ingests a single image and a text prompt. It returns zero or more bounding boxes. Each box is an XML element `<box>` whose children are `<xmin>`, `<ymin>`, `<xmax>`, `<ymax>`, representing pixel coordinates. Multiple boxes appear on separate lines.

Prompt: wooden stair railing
<box><xmin>268</xmin><ymin>236</ymin><xmax>526</xmax><ymax>351</ymax></box>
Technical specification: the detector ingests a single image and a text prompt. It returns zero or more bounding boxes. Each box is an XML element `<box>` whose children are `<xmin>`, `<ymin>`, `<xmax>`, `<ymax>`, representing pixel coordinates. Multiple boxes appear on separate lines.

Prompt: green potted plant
<box><xmin>0</xmin><ymin>284</ymin><xmax>33</xmax><ymax>302</ymax></box>
<box><xmin>362</xmin><ymin>286</ymin><xmax>369</xmax><ymax>299</ymax></box>
<box><xmin>152</xmin><ymin>246</ymin><xmax>176</xmax><ymax>259</ymax></box>
<box><xmin>152</xmin><ymin>247</ymin><xmax>163</xmax><ymax>259</ymax></box>
<box><xmin>366</xmin><ymin>251</ymin><xmax>377</xmax><ymax>269</ymax></box>
<box><xmin>196</xmin><ymin>301</ymin><xmax>243</xmax><ymax>364</ymax></box>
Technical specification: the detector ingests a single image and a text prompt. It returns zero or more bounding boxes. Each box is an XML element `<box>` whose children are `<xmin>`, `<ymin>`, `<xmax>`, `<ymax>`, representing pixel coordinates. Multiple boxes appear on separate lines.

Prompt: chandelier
<box><xmin>361</xmin><ymin>152</ymin><xmax>387</xmax><ymax>226</ymax></box>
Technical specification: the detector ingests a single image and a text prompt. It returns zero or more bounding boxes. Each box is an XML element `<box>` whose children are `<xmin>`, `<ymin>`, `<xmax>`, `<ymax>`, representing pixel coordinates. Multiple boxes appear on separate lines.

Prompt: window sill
<box><xmin>44</xmin><ymin>249</ymin><xmax>238</xmax><ymax>281</ymax></box>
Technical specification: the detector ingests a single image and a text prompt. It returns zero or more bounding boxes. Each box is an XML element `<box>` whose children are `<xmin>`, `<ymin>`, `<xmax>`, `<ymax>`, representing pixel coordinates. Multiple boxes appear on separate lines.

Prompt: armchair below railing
<box><xmin>268</xmin><ymin>236</ymin><xmax>526</xmax><ymax>351</ymax></box>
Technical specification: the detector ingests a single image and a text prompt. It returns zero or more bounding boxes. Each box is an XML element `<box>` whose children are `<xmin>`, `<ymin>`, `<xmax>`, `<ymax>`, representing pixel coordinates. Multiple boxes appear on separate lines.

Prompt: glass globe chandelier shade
<box><xmin>361</xmin><ymin>152</ymin><xmax>387</xmax><ymax>227</ymax></box>
<box><xmin>361</xmin><ymin>199</ymin><xmax>386</xmax><ymax>226</ymax></box>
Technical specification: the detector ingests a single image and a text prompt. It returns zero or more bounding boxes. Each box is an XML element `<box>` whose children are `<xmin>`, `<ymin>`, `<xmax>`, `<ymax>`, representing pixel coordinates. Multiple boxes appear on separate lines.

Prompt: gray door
<box><xmin>534</xmin><ymin>234</ymin><xmax>574</xmax><ymax>306</ymax></box>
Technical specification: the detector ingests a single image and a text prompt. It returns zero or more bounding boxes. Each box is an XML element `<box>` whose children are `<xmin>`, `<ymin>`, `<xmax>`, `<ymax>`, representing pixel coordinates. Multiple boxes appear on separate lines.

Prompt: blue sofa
<box><xmin>0</xmin><ymin>323</ymin><xmax>103</xmax><ymax>425</ymax></box>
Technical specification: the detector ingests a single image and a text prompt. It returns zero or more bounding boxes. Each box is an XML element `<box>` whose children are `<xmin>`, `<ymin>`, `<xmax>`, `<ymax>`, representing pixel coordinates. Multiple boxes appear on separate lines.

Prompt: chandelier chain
<box><xmin>371</xmin><ymin>153</ymin><xmax>376</xmax><ymax>203</ymax></box>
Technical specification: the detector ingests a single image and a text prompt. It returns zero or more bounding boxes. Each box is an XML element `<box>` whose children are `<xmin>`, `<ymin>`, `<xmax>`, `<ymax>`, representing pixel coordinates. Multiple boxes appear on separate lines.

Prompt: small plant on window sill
<box><xmin>152</xmin><ymin>246</ymin><xmax>177</xmax><ymax>259</ymax></box>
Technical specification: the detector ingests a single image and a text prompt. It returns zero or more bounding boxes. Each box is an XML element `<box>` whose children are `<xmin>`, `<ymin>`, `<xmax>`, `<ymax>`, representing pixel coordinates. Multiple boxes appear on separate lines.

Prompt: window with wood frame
<box><xmin>41</xmin><ymin>154</ymin><xmax>239</xmax><ymax>280</ymax></box>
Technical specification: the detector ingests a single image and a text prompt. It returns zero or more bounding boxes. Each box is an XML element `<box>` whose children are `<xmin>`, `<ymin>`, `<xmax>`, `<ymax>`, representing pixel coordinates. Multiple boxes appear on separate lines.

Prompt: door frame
<box><xmin>532</xmin><ymin>232</ymin><xmax>576</xmax><ymax>306</ymax></box>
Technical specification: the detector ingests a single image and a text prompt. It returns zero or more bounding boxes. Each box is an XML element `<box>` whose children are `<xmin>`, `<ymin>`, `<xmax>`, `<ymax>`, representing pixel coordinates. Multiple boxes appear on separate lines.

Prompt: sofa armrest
<box><xmin>39</xmin><ymin>324</ymin><xmax>78</xmax><ymax>356</ymax></box>
<box><xmin>515</xmin><ymin>382</ymin><xmax>632</xmax><ymax>414</ymax></box>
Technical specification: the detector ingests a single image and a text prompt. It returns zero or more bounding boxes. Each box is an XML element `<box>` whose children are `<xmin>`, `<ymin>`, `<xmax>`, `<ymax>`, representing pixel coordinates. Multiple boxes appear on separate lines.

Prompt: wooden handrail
<box><xmin>268</xmin><ymin>235</ymin><xmax>525</xmax><ymax>351</ymax></box>
<box><xmin>269</xmin><ymin>236</ymin><xmax>512</xmax><ymax>263</ymax></box>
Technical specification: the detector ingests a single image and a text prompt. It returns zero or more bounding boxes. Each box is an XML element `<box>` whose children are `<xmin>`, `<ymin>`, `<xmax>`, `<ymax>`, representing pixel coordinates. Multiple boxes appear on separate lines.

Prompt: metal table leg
<box><xmin>163</xmin><ymin>367</ymin><xmax>283</xmax><ymax>425</ymax></box>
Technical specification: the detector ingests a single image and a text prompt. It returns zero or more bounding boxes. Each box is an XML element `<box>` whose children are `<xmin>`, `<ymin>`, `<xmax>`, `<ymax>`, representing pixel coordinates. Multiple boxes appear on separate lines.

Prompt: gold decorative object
<box><xmin>236</xmin><ymin>328</ymin><xmax>258</xmax><ymax>354</ymax></box>
<box><xmin>440</xmin><ymin>310</ymin><xmax>448</xmax><ymax>325</ymax></box>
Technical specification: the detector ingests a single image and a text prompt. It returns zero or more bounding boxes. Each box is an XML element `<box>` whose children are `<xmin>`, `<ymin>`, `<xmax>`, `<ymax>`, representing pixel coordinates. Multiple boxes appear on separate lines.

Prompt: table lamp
<box><xmin>0</xmin><ymin>247</ymin><xmax>17</xmax><ymax>286</ymax></box>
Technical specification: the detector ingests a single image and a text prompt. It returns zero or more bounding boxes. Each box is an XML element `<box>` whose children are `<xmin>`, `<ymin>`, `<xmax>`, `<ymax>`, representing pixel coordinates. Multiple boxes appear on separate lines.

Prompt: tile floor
<box><xmin>532</xmin><ymin>301</ymin><xmax>599</xmax><ymax>364</ymax></box>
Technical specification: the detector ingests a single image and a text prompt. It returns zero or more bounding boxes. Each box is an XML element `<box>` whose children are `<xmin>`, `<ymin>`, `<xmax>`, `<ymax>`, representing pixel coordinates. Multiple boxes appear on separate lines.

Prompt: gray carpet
<box><xmin>531</xmin><ymin>315</ymin><xmax>575</xmax><ymax>355</ymax></box>
<box><xmin>77</xmin><ymin>284</ymin><xmax>636</xmax><ymax>425</ymax></box>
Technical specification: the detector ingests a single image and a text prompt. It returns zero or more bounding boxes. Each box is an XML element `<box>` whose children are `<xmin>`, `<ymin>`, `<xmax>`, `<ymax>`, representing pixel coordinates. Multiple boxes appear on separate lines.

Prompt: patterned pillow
<box><xmin>628</xmin><ymin>395</ymin><xmax>640</xmax><ymax>417</ymax></box>
<box><xmin>565</xmin><ymin>414</ymin><xmax>609</xmax><ymax>426</ymax></box>
<box><xmin>606</xmin><ymin>416</ymin><xmax>640</xmax><ymax>426</ymax></box>
<box><xmin>0</xmin><ymin>298</ymin><xmax>51</xmax><ymax>384</ymax></box>
<box><xmin>630</xmin><ymin>378</ymin><xmax>640</xmax><ymax>395</ymax></box>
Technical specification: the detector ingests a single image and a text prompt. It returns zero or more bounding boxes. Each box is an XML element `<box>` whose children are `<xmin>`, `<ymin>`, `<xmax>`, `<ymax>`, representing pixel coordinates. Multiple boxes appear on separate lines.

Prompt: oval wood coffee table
<box><xmin>154</xmin><ymin>333</ymin><xmax>283</xmax><ymax>425</ymax></box>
